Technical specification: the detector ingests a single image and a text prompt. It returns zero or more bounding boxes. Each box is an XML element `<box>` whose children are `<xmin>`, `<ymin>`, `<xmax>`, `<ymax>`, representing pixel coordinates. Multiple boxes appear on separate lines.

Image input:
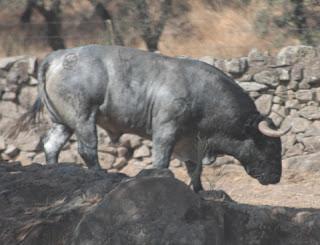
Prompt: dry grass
<box><xmin>160</xmin><ymin>0</ymin><xmax>299</xmax><ymax>58</ymax></box>
<box><xmin>0</xmin><ymin>0</ymin><xmax>302</xmax><ymax>59</ymax></box>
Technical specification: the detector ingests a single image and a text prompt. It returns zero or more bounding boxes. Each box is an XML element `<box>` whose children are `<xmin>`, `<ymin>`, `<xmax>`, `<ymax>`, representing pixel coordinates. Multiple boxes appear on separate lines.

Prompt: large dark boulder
<box><xmin>0</xmin><ymin>161</ymin><xmax>320</xmax><ymax>245</ymax></box>
<box><xmin>73</xmin><ymin>173</ymin><xmax>224</xmax><ymax>245</ymax></box>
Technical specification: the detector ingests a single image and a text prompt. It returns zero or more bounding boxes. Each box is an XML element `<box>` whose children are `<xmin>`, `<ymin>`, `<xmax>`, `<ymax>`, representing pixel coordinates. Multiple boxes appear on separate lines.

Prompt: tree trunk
<box><xmin>21</xmin><ymin>0</ymin><xmax>65</xmax><ymax>50</ymax></box>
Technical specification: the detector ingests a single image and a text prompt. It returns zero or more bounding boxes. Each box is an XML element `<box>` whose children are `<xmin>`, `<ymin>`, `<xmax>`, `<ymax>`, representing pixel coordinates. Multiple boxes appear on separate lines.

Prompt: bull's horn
<box><xmin>258</xmin><ymin>120</ymin><xmax>291</xmax><ymax>138</ymax></box>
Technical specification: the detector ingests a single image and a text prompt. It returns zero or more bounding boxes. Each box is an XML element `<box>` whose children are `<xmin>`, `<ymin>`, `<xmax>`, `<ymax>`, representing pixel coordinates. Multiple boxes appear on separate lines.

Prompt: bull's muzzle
<box><xmin>257</xmin><ymin>173</ymin><xmax>281</xmax><ymax>185</ymax></box>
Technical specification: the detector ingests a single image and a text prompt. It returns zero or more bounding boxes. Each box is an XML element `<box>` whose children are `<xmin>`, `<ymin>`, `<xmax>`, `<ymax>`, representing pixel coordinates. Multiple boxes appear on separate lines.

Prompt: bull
<box><xmin>11</xmin><ymin>45</ymin><xmax>289</xmax><ymax>192</ymax></box>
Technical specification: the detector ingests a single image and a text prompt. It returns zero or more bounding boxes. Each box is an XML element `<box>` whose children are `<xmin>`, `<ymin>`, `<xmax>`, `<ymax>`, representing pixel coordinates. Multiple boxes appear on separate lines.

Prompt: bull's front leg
<box><xmin>152</xmin><ymin>122</ymin><xmax>177</xmax><ymax>169</ymax></box>
<box><xmin>185</xmin><ymin>160</ymin><xmax>204</xmax><ymax>192</ymax></box>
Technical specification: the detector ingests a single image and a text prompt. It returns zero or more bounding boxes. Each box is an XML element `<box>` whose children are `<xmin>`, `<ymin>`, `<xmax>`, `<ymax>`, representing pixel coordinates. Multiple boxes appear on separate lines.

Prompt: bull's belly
<box><xmin>173</xmin><ymin>137</ymin><xmax>216</xmax><ymax>165</ymax></box>
<box><xmin>96</xmin><ymin>111</ymin><xmax>151</xmax><ymax>142</ymax></box>
<box><xmin>173</xmin><ymin>138</ymin><xmax>199</xmax><ymax>162</ymax></box>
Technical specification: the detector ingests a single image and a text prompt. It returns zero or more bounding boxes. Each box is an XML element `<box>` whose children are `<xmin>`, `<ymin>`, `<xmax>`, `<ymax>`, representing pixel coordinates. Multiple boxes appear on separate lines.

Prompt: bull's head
<box><xmin>209</xmin><ymin>115</ymin><xmax>290</xmax><ymax>185</ymax></box>
<box><xmin>239</xmin><ymin>117</ymin><xmax>290</xmax><ymax>185</ymax></box>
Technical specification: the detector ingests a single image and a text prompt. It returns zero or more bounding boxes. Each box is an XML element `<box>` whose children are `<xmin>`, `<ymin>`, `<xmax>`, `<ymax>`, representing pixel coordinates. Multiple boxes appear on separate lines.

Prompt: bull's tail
<box><xmin>5</xmin><ymin>60</ymin><xmax>49</xmax><ymax>139</ymax></box>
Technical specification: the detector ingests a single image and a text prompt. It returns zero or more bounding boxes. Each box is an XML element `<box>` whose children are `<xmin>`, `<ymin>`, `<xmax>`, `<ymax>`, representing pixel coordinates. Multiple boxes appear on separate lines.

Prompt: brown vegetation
<box><xmin>1</xmin><ymin>0</ymin><xmax>319</xmax><ymax>58</ymax></box>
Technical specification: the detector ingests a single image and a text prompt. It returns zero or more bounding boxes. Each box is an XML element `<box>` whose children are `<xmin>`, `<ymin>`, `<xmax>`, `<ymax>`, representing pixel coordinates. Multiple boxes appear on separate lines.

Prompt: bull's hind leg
<box><xmin>185</xmin><ymin>160</ymin><xmax>204</xmax><ymax>192</ymax></box>
<box><xmin>75</xmin><ymin>110</ymin><xmax>101</xmax><ymax>170</ymax></box>
<box><xmin>43</xmin><ymin>123</ymin><xmax>72</xmax><ymax>165</ymax></box>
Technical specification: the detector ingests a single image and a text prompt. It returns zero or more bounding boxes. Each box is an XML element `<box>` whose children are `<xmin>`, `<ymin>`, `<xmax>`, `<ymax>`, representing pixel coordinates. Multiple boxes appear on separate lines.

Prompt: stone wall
<box><xmin>0</xmin><ymin>45</ymin><xmax>319</xmax><ymax>171</ymax></box>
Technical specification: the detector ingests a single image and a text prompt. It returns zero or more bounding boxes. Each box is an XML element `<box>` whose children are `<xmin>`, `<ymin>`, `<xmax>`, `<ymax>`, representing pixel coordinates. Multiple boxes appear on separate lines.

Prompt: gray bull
<box><xmin>13</xmin><ymin>45</ymin><xmax>289</xmax><ymax>192</ymax></box>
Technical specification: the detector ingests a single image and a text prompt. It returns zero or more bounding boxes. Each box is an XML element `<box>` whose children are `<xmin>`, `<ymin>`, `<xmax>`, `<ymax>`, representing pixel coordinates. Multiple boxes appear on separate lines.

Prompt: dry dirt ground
<box><xmin>118</xmin><ymin>162</ymin><xmax>320</xmax><ymax>209</ymax></box>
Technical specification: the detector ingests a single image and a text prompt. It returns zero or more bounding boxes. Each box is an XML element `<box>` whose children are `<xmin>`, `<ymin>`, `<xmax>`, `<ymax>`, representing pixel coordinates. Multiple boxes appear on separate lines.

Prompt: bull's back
<box><xmin>95</xmin><ymin>46</ymin><xmax>187</xmax><ymax>134</ymax></box>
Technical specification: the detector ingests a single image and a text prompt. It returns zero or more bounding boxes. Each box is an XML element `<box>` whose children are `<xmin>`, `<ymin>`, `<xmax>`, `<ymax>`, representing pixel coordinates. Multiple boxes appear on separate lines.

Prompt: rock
<box><xmin>73</xmin><ymin>175</ymin><xmax>223</xmax><ymax>245</ymax></box>
<box><xmin>1</xmin><ymin>162</ymin><xmax>320</xmax><ymax>245</ymax></box>
<box><xmin>315</xmin><ymin>88</ymin><xmax>320</xmax><ymax>102</ymax></box>
<box><xmin>312</xmin><ymin>120</ymin><xmax>320</xmax><ymax>129</ymax></box>
<box><xmin>285</xmin><ymin>100</ymin><xmax>300</xmax><ymax>110</ymax></box>
<box><xmin>120</xmin><ymin>134</ymin><xmax>142</xmax><ymax>149</ymax></box>
<box><xmin>0</xmin><ymin>136</ymin><xmax>6</xmax><ymax>151</ymax></box>
<box><xmin>2</xmin><ymin>92</ymin><xmax>16</xmax><ymax>101</ymax></box>
<box><xmin>14</xmin><ymin>56</ymin><xmax>36</xmax><ymax>75</ymax></box>
<box><xmin>289</xmin><ymin>109</ymin><xmax>299</xmax><ymax>117</ymax></box>
<box><xmin>248</xmin><ymin>48</ymin><xmax>267</xmax><ymax>65</ymax></box>
<box><xmin>7</xmin><ymin>61</ymin><xmax>30</xmax><ymax>85</ymax></box>
<box><xmin>275</xmin><ymin>85</ymin><xmax>286</xmax><ymax>96</ymax></box>
<box><xmin>59</xmin><ymin>150</ymin><xmax>80</xmax><ymax>163</ymax></box>
<box><xmin>282</xmin><ymin>134</ymin><xmax>296</xmax><ymax>149</ymax></box>
<box><xmin>170</xmin><ymin>158</ymin><xmax>182</xmax><ymax>168</ymax></box>
<box><xmin>136</xmin><ymin>168</ymin><xmax>175</xmax><ymax>178</ymax></box>
<box><xmin>0</xmin><ymin>101</ymin><xmax>26</xmax><ymax>122</ymax></box>
<box><xmin>3</xmin><ymin>145</ymin><xmax>19</xmax><ymax>158</ymax></box>
<box><xmin>225</xmin><ymin>58</ymin><xmax>247</xmax><ymax>75</ymax></box>
<box><xmin>277</xmin><ymin>45</ymin><xmax>316</xmax><ymax>66</ymax></box>
<box><xmin>238</xmin><ymin>74</ymin><xmax>252</xmax><ymax>82</ymax></box>
<box><xmin>287</xmin><ymin>90</ymin><xmax>296</xmax><ymax>100</ymax></box>
<box><xmin>301</xmin><ymin>136</ymin><xmax>320</xmax><ymax>153</ymax></box>
<box><xmin>29</xmin><ymin>76</ymin><xmax>38</xmax><ymax>85</ymax></box>
<box><xmin>284</xmin><ymin>143</ymin><xmax>304</xmax><ymax>158</ymax></box>
<box><xmin>272</xmin><ymin>95</ymin><xmax>284</xmax><ymax>105</ymax></box>
<box><xmin>16</xmin><ymin>151</ymin><xmax>35</xmax><ymax>166</ymax></box>
<box><xmin>16</xmin><ymin>134</ymin><xmax>41</xmax><ymax>152</ymax></box>
<box><xmin>304</xmin><ymin>125</ymin><xmax>320</xmax><ymax>137</ymax></box>
<box><xmin>0</xmin><ymin>162</ymin><xmax>128</xmax><ymax>245</ymax></box>
<box><xmin>142</xmin><ymin>139</ymin><xmax>152</xmax><ymax>147</ymax></box>
<box><xmin>293</xmin><ymin>211</ymin><xmax>312</xmax><ymax>224</ymax></box>
<box><xmin>18</xmin><ymin>86</ymin><xmax>38</xmax><ymax>109</ymax></box>
<box><xmin>214</xmin><ymin>155</ymin><xmax>239</xmax><ymax>166</ymax></box>
<box><xmin>255</xmin><ymin>94</ymin><xmax>273</xmax><ymax>115</ymax></box>
<box><xmin>120</xmin><ymin>160</ymin><xmax>146</xmax><ymax>176</ymax></box>
<box><xmin>277</xmin><ymin>68</ymin><xmax>290</xmax><ymax>81</ymax></box>
<box><xmin>141</xmin><ymin>157</ymin><xmax>153</xmax><ymax>166</ymax></box>
<box><xmin>304</xmin><ymin>59</ymin><xmax>320</xmax><ymax>86</ymax></box>
<box><xmin>237</xmin><ymin>81</ymin><xmax>268</xmax><ymax>92</ymax></box>
<box><xmin>1</xmin><ymin>153</ymin><xmax>10</xmax><ymax>160</ymax></box>
<box><xmin>283</xmin><ymin>152</ymin><xmax>320</xmax><ymax>171</ymax></box>
<box><xmin>213</xmin><ymin>59</ymin><xmax>225</xmax><ymax>71</ymax></box>
<box><xmin>32</xmin><ymin>152</ymin><xmax>46</xmax><ymax>164</ymax></box>
<box><xmin>26</xmin><ymin>57</ymin><xmax>37</xmax><ymax>75</ymax></box>
<box><xmin>299</xmin><ymin>106</ymin><xmax>320</xmax><ymax>120</ymax></box>
<box><xmin>198</xmin><ymin>56</ymin><xmax>214</xmax><ymax>66</ymax></box>
<box><xmin>272</xmin><ymin>105</ymin><xmax>287</xmax><ymax>117</ymax></box>
<box><xmin>116</xmin><ymin>146</ymin><xmax>128</xmax><ymax>157</ymax></box>
<box><xmin>0</xmin><ymin>56</ymin><xmax>25</xmax><ymax>70</ymax></box>
<box><xmin>99</xmin><ymin>152</ymin><xmax>116</xmax><ymax>169</ymax></box>
<box><xmin>291</xmin><ymin>64</ymin><xmax>303</xmax><ymax>81</ymax></box>
<box><xmin>298</xmin><ymin>79</ymin><xmax>311</xmax><ymax>89</ymax></box>
<box><xmin>253</xmin><ymin>70</ymin><xmax>279</xmax><ymax>87</ymax></box>
<box><xmin>295</xmin><ymin>90</ymin><xmax>313</xmax><ymax>102</ymax></box>
<box><xmin>290</xmin><ymin>117</ymin><xmax>311</xmax><ymax>133</ymax></box>
<box><xmin>112</xmin><ymin>157</ymin><xmax>127</xmax><ymax>170</ymax></box>
<box><xmin>98</xmin><ymin>145</ymin><xmax>117</xmax><ymax>155</ymax></box>
<box><xmin>249</xmin><ymin>91</ymin><xmax>260</xmax><ymax>98</ymax></box>
<box><xmin>133</xmin><ymin>145</ymin><xmax>150</xmax><ymax>158</ymax></box>
<box><xmin>269</xmin><ymin>112</ymin><xmax>284</xmax><ymax>127</ymax></box>
<box><xmin>287</xmin><ymin>80</ymin><xmax>299</xmax><ymax>90</ymax></box>
<box><xmin>307</xmin><ymin>101</ymin><xmax>318</xmax><ymax>107</ymax></box>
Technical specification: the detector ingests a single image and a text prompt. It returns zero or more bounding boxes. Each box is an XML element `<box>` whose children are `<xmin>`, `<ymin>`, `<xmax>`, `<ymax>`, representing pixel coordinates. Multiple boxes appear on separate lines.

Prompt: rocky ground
<box><xmin>1</xmin><ymin>161</ymin><xmax>320</xmax><ymax>245</ymax></box>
